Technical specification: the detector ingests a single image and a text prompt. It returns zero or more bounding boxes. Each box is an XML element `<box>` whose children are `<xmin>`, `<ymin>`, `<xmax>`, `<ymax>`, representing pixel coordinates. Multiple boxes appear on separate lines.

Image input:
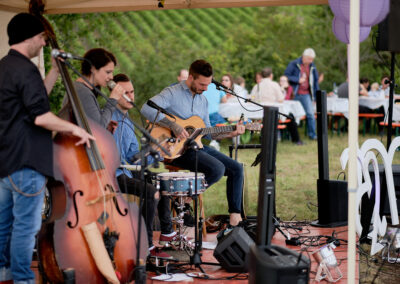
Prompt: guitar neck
<box><xmin>201</xmin><ymin>125</ymin><xmax>236</xmax><ymax>136</ymax></box>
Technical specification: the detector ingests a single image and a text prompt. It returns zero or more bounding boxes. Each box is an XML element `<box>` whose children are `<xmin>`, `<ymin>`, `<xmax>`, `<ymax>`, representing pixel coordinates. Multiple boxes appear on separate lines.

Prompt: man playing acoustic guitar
<box><xmin>141</xmin><ymin>59</ymin><xmax>245</xmax><ymax>227</ymax></box>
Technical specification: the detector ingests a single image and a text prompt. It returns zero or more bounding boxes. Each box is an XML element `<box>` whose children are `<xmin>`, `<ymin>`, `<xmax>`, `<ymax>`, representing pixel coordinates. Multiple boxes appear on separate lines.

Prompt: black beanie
<box><xmin>7</xmin><ymin>13</ymin><xmax>45</xmax><ymax>46</ymax></box>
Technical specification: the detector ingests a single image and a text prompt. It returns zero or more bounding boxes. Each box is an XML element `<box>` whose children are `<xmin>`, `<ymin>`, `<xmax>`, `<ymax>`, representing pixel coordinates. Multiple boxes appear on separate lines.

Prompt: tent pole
<box><xmin>347</xmin><ymin>0</ymin><xmax>359</xmax><ymax>283</ymax></box>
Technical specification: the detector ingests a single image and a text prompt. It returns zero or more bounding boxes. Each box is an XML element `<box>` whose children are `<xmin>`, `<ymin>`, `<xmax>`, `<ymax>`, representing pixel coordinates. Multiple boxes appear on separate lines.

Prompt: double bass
<box><xmin>30</xmin><ymin>1</ymin><xmax>148</xmax><ymax>283</ymax></box>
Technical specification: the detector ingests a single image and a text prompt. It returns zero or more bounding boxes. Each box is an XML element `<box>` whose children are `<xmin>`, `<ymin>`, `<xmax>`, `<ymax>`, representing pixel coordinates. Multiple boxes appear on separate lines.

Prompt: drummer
<box><xmin>110</xmin><ymin>74</ymin><xmax>175</xmax><ymax>258</ymax></box>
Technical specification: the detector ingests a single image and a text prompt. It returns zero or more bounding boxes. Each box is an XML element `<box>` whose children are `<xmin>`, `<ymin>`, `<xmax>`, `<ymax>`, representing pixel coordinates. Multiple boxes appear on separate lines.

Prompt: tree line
<box><xmin>45</xmin><ymin>5</ymin><xmax>395</xmax><ymax>112</ymax></box>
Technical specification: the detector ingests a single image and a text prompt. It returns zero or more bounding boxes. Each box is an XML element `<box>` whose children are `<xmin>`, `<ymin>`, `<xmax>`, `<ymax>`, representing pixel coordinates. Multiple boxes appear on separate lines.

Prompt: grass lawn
<box><xmin>202</xmin><ymin>131</ymin><xmax>399</xmax><ymax>221</ymax></box>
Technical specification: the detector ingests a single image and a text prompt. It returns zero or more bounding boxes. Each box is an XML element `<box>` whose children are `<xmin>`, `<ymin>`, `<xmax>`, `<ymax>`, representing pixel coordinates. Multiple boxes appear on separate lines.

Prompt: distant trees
<box><xmin>45</xmin><ymin>5</ymin><xmax>393</xmax><ymax>113</ymax></box>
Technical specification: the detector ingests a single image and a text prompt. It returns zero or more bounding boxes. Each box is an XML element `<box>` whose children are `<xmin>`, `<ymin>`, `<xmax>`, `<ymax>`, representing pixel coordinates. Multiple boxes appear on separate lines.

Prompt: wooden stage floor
<box><xmin>147</xmin><ymin>224</ymin><xmax>358</xmax><ymax>283</ymax></box>
<box><xmin>16</xmin><ymin>224</ymin><xmax>357</xmax><ymax>283</ymax></box>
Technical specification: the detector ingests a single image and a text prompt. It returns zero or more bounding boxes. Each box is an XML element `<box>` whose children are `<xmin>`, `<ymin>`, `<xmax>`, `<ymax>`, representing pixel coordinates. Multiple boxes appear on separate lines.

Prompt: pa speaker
<box><xmin>368</xmin><ymin>164</ymin><xmax>400</xmax><ymax>215</ymax></box>
<box><xmin>376</xmin><ymin>0</ymin><xmax>400</xmax><ymax>52</ymax></box>
<box><xmin>312</xmin><ymin>179</ymin><xmax>348</xmax><ymax>227</ymax></box>
<box><xmin>213</xmin><ymin>226</ymin><xmax>254</xmax><ymax>272</ymax></box>
<box><xmin>248</xmin><ymin>244</ymin><xmax>310</xmax><ymax>284</ymax></box>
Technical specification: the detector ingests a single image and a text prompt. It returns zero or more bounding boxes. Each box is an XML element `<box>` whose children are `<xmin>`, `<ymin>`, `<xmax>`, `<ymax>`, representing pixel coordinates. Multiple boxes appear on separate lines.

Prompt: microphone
<box><xmin>212</xmin><ymin>79</ymin><xmax>235</xmax><ymax>94</ymax></box>
<box><xmin>107</xmin><ymin>80</ymin><xmax>134</xmax><ymax>105</ymax></box>
<box><xmin>212</xmin><ymin>79</ymin><xmax>227</xmax><ymax>90</ymax></box>
<box><xmin>51</xmin><ymin>49</ymin><xmax>85</xmax><ymax>60</ymax></box>
<box><xmin>146</xmin><ymin>100</ymin><xmax>175</xmax><ymax>119</ymax></box>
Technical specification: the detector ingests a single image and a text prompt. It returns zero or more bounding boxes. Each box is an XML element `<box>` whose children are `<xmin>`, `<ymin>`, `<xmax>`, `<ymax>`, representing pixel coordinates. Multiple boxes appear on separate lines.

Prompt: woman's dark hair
<box><xmin>189</xmin><ymin>59</ymin><xmax>213</xmax><ymax>79</ymax></box>
<box><xmin>81</xmin><ymin>48</ymin><xmax>117</xmax><ymax>76</ymax></box>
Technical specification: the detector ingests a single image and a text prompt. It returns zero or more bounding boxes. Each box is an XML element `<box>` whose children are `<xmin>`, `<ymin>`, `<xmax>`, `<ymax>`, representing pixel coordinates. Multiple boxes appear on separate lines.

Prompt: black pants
<box><xmin>287</xmin><ymin>114</ymin><xmax>301</xmax><ymax>143</ymax></box>
<box><xmin>117</xmin><ymin>174</ymin><xmax>172</xmax><ymax>246</ymax></box>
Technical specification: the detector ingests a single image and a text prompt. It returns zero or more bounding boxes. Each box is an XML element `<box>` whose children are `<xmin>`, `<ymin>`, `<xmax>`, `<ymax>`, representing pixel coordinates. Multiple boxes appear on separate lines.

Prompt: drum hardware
<box><xmin>164</xmin><ymin>194</ymin><xmax>195</xmax><ymax>255</ymax></box>
<box><xmin>156</xmin><ymin>172</ymin><xmax>207</xmax><ymax>254</ymax></box>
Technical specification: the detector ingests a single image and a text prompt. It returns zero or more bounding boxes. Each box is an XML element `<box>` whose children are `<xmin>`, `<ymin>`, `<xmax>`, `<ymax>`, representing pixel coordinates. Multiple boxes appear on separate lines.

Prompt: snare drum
<box><xmin>156</xmin><ymin>172</ymin><xmax>206</xmax><ymax>196</ymax></box>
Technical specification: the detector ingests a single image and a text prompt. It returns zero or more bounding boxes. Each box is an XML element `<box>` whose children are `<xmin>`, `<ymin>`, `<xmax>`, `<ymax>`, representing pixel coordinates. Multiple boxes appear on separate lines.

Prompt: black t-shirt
<box><xmin>0</xmin><ymin>49</ymin><xmax>53</xmax><ymax>178</ymax></box>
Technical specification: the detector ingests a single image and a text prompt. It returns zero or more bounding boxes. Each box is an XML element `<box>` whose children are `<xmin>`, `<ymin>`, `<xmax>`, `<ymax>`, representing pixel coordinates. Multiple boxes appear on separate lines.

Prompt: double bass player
<box><xmin>0</xmin><ymin>13</ymin><xmax>94</xmax><ymax>284</ymax></box>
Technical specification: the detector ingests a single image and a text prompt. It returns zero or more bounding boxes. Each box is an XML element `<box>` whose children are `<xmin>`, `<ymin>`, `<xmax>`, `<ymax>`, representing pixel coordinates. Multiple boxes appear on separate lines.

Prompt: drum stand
<box><xmin>164</xmin><ymin>193</ymin><xmax>195</xmax><ymax>254</ymax></box>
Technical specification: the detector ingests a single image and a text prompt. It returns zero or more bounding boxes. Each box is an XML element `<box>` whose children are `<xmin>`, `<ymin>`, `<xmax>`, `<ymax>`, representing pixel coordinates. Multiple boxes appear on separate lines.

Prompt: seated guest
<box><xmin>379</xmin><ymin>75</ymin><xmax>390</xmax><ymax>98</ymax></box>
<box><xmin>368</xmin><ymin>82</ymin><xmax>383</xmax><ymax>99</ymax></box>
<box><xmin>170</xmin><ymin>69</ymin><xmax>189</xmax><ymax>86</ymax></box>
<box><xmin>221</xmin><ymin>74</ymin><xmax>237</xmax><ymax>103</ymax></box>
<box><xmin>337</xmin><ymin>79</ymin><xmax>383</xmax><ymax>132</ymax></box>
<box><xmin>111</xmin><ymin>74</ymin><xmax>175</xmax><ymax>257</ymax></box>
<box><xmin>360</xmin><ymin>77</ymin><xmax>371</xmax><ymax>92</ymax></box>
<box><xmin>250</xmin><ymin>67</ymin><xmax>283</xmax><ymax>104</ymax></box>
<box><xmin>279</xmin><ymin>75</ymin><xmax>294</xmax><ymax>100</ymax></box>
<box><xmin>250</xmin><ymin>67</ymin><xmax>303</xmax><ymax>145</ymax></box>
<box><xmin>233</xmin><ymin>76</ymin><xmax>249</xmax><ymax>98</ymax></box>
<box><xmin>202</xmin><ymin>82</ymin><xmax>227</xmax><ymax>150</ymax></box>
<box><xmin>337</xmin><ymin>79</ymin><xmax>369</xmax><ymax>99</ymax></box>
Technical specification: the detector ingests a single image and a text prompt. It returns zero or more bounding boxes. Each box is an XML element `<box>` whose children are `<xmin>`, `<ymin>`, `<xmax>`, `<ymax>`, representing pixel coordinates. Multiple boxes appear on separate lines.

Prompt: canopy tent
<box><xmin>0</xmin><ymin>1</ymin><xmax>361</xmax><ymax>283</ymax></box>
<box><xmin>0</xmin><ymin>0</ymin><xmax>327</xmax><ymax>14</ymax></box>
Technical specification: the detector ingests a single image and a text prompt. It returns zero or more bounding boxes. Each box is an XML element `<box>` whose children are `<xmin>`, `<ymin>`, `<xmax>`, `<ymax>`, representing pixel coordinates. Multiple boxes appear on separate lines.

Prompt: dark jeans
<box><xmin>170</xmin><ymin>145</ymin><xmax>243</xmax><ymax>213</ymax></box>
<box><xmin>117</xmin><ymin>174</ymin><xmax>172</xmax><ymax>246</ymax></box>
<box><xmin>295</xmin><ymin>94</ymin><xmax>317</xmax><ymax>139</ymax></box>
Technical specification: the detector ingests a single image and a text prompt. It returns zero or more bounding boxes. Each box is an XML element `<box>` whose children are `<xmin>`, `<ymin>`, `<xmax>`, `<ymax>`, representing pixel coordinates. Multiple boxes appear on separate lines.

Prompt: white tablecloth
<box><xmin>359</xmin><ymin>97</ymin><xmax>389</xmax><ymax>111</ymax></box>
<box><xmin>326</xmin><ymin>97</ymin><xmax>349</xmax><ymax>118</ymax></box>
<box><xmin>218</xmin><ymin>100</ymin><xmax>306</xmax><ymax>124</ymax></box>
<box><xmin>327</xmin><ymin>97</ymin><xmax>392</xmax><ymax>119</ymax></box>
<box><xmin>387</xmin><ymin>104</ymin><xmax>400</xmax><ymax>122</ymax></box>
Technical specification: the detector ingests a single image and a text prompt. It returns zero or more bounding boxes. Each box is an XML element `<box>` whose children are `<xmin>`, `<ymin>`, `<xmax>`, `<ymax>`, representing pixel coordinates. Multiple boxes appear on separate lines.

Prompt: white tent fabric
<box><xmin>0</xmin><ymin>0</ymin><xmax>327</xmax><ymax>14</ymax></box>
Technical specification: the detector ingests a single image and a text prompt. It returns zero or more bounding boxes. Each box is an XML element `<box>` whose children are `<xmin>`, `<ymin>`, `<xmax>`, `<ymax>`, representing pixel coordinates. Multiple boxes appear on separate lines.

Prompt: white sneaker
<box><xmin>209</xmin><ymin>140</ymin><xmax>220</xmax><ymax>151</ymax></box>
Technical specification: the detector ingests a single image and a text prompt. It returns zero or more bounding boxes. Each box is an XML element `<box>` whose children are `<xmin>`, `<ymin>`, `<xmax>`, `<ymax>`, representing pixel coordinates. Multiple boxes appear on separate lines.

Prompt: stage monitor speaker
<box><xmin>312</xmin><ymin>179</ymin><xmax>348</xmax><ymax>227</ymax></box>
<box><xmin>368</xmin><ymin>164</ymin><xmax>400</xmax><ymax>215</ymax></box>
<box><xmin>213</xmin><ymin>226</ymin><xmax>255</xmax><ymax>272</ymax></box>
<box><xmin>376</xmin><ymin>0</ymin><xmax>400</xmax><ymax>52</ymax></box>
<box><xmin>248</xmin><ymin>244</ymin><xmax>310</xmax><ymax>284</ymax></box>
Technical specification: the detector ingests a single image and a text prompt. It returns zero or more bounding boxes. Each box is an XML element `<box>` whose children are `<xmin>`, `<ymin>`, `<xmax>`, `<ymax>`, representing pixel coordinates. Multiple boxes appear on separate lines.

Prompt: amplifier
<box><xmin>248</xmin><ymin>244</ymin><xmax>310</xmax><ymax>284</ymax></box>
<box><xmin>213</xmin><ymin>226</ymin><xmax>254</xmax><ymax>272</ymax></box>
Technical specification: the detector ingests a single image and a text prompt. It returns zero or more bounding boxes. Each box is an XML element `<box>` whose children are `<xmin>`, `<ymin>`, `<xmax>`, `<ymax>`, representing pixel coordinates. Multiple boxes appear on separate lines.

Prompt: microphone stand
<box><xmin>61</xmin><ymin>59</ymin><xmax>170</xmax><ymax>283</ymax></box>
<box><xmin>215</xmin><ymin>85</ymin><xmax>291</xmax><ymax>120</ymax></box>
<box><xmin>134</xmin><ymin>135</ymin><xmax>160</xmax><ymax>283</ymax></box>
<box><xmin>175</xmin><ymin>133</ymin><xmax>219</xmax><ymax>273</ymax></box>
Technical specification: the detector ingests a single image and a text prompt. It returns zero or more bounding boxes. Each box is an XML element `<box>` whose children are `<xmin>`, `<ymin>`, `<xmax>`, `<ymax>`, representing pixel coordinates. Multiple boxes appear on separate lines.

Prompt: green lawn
<box><xmin>201</xmin><ymin>131</ymin><xmax>398</xmax><ymax>221</ymax></box>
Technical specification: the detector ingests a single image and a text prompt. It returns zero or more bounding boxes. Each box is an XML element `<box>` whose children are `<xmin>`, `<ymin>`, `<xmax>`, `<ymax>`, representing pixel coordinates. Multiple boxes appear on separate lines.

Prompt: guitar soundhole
<box><xmin>185</xmin><ymin>127</ymin><xmax>195</xmax><ymax>135</ymax></box>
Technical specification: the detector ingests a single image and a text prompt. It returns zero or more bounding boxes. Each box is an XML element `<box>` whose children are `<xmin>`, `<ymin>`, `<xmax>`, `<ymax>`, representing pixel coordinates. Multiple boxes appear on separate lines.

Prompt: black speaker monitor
<box><xmin>248</xmin><ymin>245</ymin><xmax>310</xmax><ymax>284</ymax></box>
<box><xmin>376</xmin><ymin>0</ymin><xmax>400</xmax><ymax>52</ymax></box>
<box><xmin>213</xmin><ymin>226</ymin><xmax>255</xmax><ymax>272</ymax></box>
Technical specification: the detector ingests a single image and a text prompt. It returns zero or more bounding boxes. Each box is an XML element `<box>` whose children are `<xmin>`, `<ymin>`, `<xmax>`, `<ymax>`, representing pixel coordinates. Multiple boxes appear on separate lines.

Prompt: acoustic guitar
<box><xmin>149</xmin><ymin>115</ymin><xmax>261</xmax><ymax>159</ymax></box>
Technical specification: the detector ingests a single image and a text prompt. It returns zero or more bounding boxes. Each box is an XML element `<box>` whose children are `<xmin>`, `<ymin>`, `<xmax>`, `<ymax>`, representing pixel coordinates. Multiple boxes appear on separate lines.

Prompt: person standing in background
<box><xmin>284</xmin><ymin>48</ymin><xmax>319</xmax><ymax>140</ymax></box>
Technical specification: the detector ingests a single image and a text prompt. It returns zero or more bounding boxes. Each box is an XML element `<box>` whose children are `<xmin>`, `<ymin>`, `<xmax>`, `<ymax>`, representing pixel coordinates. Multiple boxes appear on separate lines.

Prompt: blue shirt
<box><xmin>202</xmin><ymin>83</ymin><xmax>225</xmax><ymax>114</ymax></box>
<box><xmin>141</xmin><ymin>81</ymin><xmax>211</xmax><ymax>128</ymax></box>
<box><xmin>112</xmin><ymin>110</ymin><xmax>154</xmax><ymax>178</ymax></box>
